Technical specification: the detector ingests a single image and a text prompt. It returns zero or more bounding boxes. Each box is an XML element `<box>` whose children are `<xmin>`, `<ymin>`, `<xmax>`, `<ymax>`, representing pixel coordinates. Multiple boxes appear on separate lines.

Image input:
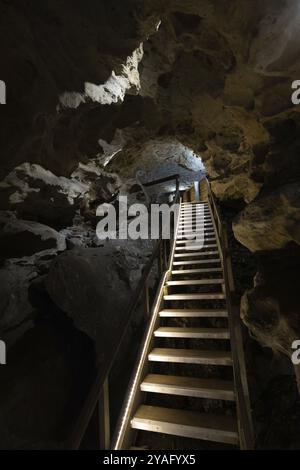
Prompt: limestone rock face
<box><xmin>241</xmin><ymin>250</ymin><xmax>300</xmax><ymax>356</ymax></box>
<box><xmin>233</xmin><ymin>183</ymin><xmax>300</xmax><ymax>252</ymax></box>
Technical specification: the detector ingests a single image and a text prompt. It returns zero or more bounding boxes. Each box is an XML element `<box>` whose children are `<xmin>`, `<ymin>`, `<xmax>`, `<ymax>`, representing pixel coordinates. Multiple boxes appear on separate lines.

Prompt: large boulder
<box><xmin>46</xmin><ymin>241</ymin><xmax>153</xmax><ymax>357</ymax></box>
<box><xmin>0</xmin><ymin>164</ymin><xmax>88</xmax><ymax>230</ymax></box>
<box><xmin>0</xmin><ymin>212</ymin><xmax>66</xmax><ymax>259</ymax></box>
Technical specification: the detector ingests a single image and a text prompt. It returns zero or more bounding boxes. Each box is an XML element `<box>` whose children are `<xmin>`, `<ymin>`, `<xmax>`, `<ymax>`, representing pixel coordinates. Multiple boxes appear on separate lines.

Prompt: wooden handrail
<box><xmin>112</xmin><ymin>191</ymin><xmax>182</xmax><ymax>449</ymax></box>
<box><xmin>142</xmin><ymin>173</ymin><xmax>180</xmax><ymax>188</ymax></box>
<box><xmin>68</xmin><ymin>186</ymin><xmax>181</xmax><ymax>449</ymax></box>
<box><xmin>203</xmin><ymin>178</ymin><xmax>254</xmax><ymax>449</ymax></box>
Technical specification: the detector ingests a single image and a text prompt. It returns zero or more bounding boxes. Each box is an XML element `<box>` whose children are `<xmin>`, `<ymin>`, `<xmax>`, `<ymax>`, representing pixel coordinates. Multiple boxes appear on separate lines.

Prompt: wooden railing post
<box><xmin>99</xmin><ymin>378</ymin><xmax>110</xmax><ymax>450</ymax></box>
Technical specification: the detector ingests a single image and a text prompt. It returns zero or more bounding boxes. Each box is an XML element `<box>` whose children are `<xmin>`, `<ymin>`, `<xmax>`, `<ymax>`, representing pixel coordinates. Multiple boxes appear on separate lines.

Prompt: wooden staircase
<box><xmin>113</xmin><ymin>180</ymin><xmax>253</xmax><ymax>450</ymax></box>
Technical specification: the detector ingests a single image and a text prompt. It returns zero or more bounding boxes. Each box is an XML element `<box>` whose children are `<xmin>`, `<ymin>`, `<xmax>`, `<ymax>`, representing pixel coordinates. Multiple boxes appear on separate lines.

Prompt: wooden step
<box><xmin>180</xmin><ymin>220</ymin><xmax>212</xmax><ymax>225</ymax></box>
<box><xmin>164</xmin><ymin>293</ymin><xmax>225</xmax><ymax>301</ymax></box>
<box><xmin>166</xmin><ymin>279</ymin><xmax>224</xmax><ymax>286</ymax></box>
<box><xmin>178</xmin><ymin>226</ymin><xmax>214</xmax><ymax>231</ymax></box>
<box><xmin>181</xmin><ymin>205</ymin><xmax>209</xmax><ymax>208</ymax></box>
<box><xmin>181</xmin><ymin>211</ymin><xmax>210</xmax><ymax>215</ymax></box>
<box><xmin>179</xmin><ymin>218</ymin><xmax>212</xmax><ymax>222</ymax></box>
<box><xmin>181</xmin><ymin>214</ymin><xmax>210</xmax><ymax>218</ymax></box>
<box><xmin>176</xmin><ymin>234</ymin><xmax>215</xmax><ymax>240</ymax></box>
<box><xmin>179</xmin><ymin>227</ymin><xmax>214</xmax><ymax>233</ymax></box>
<box><xmin>181</xmin><ymin>202</ymin><xmax>208</xmax><ymax>205</ymax></box>
<box><xmin>174</xmin><ymin>251</ymin><xmax>219</xmax><ymax>259</ymax></box>
<box><xmin>181</xmin><ymin>213</ymin><xmax>210</xmax><ymax>217</ymax></box>
<box><xmin>180</xmin><ymin>214</ymin><xmax>211</xmax><ymax>218</ymax></box>
<box><xmin>179</xmin><ymin>223</ymin><xmax>213</xmax><ymax>228</ymax></box>
<box><xmin>177</xmin><ymin>229</ymin><xmax>215</xmax><ymax>236</ymax></box>
<box><xmin>140</xmin><ymin>374</ymin><xmax>235</xmax><ymax>400</ymax></box>
<box><xmin>181</xmin><ymin>210</ymin><xmax>210</xmax><ymax>213</ymax></box>
<box><xmin>180</xmin><ymin>219</ymin><xmax>212</xmax><ymax>223</ymax></box>
<box><xmin>159</xmin><ymin>308</ymin><xmax>228</xmax><ymax>318</ymax></box>
<box><xmin>176</xmin><ymin>243</ymin><xmax>217</xmax><ymax>249</ymax></box>
<box><xmin>173</xmin><ymin>259</ymin><xmax>221</xmax><ymax>266</ymax></box>
<box><xmin>149</xmin><ymin>348</ymin><xmax>232</xmax><ymax>366</ymax></box>
<box><xmin>154</xmin><ymin>327</ymin><xmax>230</xmax><ymax>339</ymax></box>
<box><xmin>175</xmin><ymin>245</ymin><xmax>218</xmax><ymax>251</ymax></box>
<box><xmin>177</xmin><ymin>232</ymin><xmax>215</xmax><ymax>239</ymax></box>
<box><xmin>178</xmin><ymin>226</ymin><xmax>214</xmax><ymax>232</ymax></box>
<box><xmin>172</xmin><ymin>267</ymin><xmax>223</xmax><ymax>275</ymax></box>
<box><xmin>176</xmin><ymin>238</ymin><xmax>216</xmax><ymax>244</ymax></box>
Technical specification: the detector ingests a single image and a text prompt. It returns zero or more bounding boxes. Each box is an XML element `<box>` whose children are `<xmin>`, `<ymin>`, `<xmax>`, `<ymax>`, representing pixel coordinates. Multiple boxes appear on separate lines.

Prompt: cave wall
<box><xmin>0</xmin><ymin>0</ymin><xmax>300</xmax><ymax>448</ymax></box>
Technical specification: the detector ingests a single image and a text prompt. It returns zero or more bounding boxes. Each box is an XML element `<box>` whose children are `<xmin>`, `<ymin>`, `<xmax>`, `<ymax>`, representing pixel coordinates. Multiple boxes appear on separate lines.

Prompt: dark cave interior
<box><xmin>0</xmin><ymin>0</ymin><xmax>300</xmax><ymax>451</ymax></box>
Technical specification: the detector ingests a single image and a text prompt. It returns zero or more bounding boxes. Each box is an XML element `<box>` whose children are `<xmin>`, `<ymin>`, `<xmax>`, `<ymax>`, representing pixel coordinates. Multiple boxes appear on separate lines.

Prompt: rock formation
<box><xmin>0</xmin><ymin>0</ymin><xmax>300</xmax><ymax>449</ymax></box>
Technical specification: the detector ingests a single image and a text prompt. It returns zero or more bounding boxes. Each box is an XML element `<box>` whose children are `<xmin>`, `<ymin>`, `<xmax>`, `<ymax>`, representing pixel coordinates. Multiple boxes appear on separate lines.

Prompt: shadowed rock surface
<box><xmin>0</xmin><ymin>0</ymin><xmax>300</xmax><ymax>449</ymax></box>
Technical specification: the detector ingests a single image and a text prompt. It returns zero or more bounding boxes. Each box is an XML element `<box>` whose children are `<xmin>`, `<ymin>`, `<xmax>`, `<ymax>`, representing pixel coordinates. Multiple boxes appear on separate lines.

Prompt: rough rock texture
<box><xmin>241</xmin><ymin>248</ymin><xmax>300</xmax><ymax>356</ymax></box>
<box><xmin>1</xmin><ymin>0</ymin><xmax>300</xmax><ymax>450</ymax></box>
<box><xmin>46</xmin><ymin>241</ymin><xmax>154</xmax><ymax>356</ymax></box>
<box><xmin>0</xmin><ymin>212</ymin><xmax>66</xmax><ymax>259</ymax></box>
<box><xmin>233</xmin><ymin>183</ymin><xmax>300</xmax><ymax>252</ymax></box>
<box><xmin>0</xmin><ymin>262</ymin><xmax>36</xmax><ymax>339</ymax></box>
<box><xmin>0</xmin><ymin>164</ymin><xmax>88</xmax><ymax>229</ymax></box>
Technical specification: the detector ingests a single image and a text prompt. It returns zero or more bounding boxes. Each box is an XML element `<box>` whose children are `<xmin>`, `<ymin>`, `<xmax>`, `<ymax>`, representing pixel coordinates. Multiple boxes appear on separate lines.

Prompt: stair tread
<box><xmin>164</xmin><ymin>293</ymin><xmax>225</xmax><ymax>300</ymax></box>
<box><xmin>173</xmin><ymin>259</ymin><xmax>221</xmax><ymax>266</ymax></box>
<box><xmin>172</xmin><ymin>267</ymin><xmax>223</xmax><ymax>274</ymax></box>
<box><xmin>159</xmin><ymin>308</ymin><xmax>228</xmax><ymax>317</ymax></box>
<box><xmin>180</xmin><ymin>216</ymin><xmax>211</xmax><ymax>219</ymax></box>
<box><xmin>176</xmin><ymin>244</ymin><xmax>218</xmax><ymax>251</ymax></box>
<box><xmin>131</xmin><ymin>405</ymin><xmax>238</xmax><ymax>445</ymax></box>
<box><xmin>174</xmin><ymin>251</ymin><xmax>219</xmax><ymax>258</ymax></box>
<box><xmin>166</xmin><ymin>279</ymin><xmax>224</xmax><ymax>286</ymax></box>
<box><xmin>179</xmin><ymin>227</ymin><xmax>215</xmax><ymax>235</ymax></box>
<box><xmin>179</xmin><ymin>223</ymin><xmax>213</xmax><ymax>227</ymax></box>
<box><xmin>149</xmin><ymin>348</ymin><xmax>232</xmax><ymax>365</ymax></box>
<box><xmin>176</xmin><ymin>239</ymin><xmax>216</xmax><ymax>244</ymax></box>
<box><xmin>181</xmin><ymin>204</ymin><xmax>209</xmax><ymax>207</ymax></box>
<box><xmin>177</xmin><ymin>231</ymin><xmax>215</xmax><ymax>238</ymax></box>
<box><xmin>154</xmin><ymin>327</ymin><xmax>230</xmax><ymax>339</ymax></box>
<box><xmin>141</xmin><ymin>374</ymin><xmax>235</xmax><ymax>399</ymax></box>
<box><xmin>180</xmin><ymin>215</ymin><xmax>211</xmax><ymax>218</ymax></box>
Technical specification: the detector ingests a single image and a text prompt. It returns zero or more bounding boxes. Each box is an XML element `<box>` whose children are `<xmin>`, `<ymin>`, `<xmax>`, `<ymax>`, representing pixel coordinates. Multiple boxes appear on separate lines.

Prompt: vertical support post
<box><xmin>99</xmin><ymin>377</ymin><xmax>110</xmax><ymax>450</ymax></box>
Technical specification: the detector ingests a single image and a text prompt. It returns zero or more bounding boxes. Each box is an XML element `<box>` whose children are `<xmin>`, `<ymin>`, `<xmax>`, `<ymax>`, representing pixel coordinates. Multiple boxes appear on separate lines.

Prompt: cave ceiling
<box><xmin>0</xmin><ymin>0</ymin><xmax>300</xmax><ymax>250</ymax></box>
